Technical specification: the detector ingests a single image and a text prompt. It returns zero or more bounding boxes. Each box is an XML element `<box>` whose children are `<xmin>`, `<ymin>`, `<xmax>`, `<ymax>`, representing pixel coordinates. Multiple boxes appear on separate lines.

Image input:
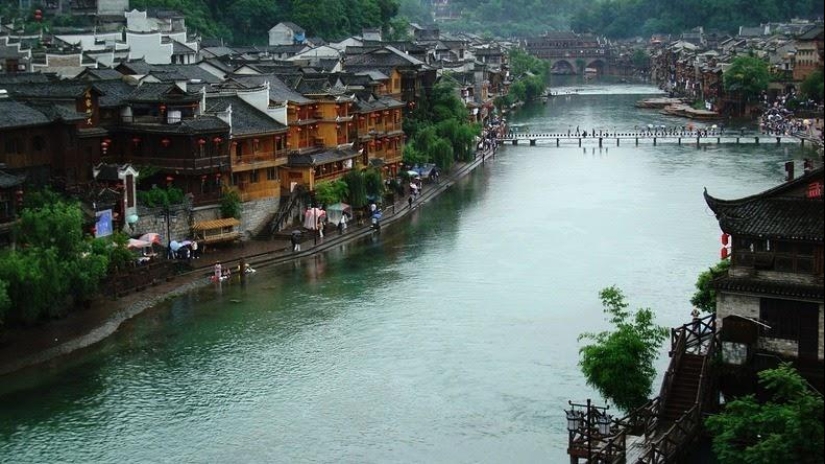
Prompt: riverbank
<box><xmin>0</xmin><ymin>148</ymin><xmax>498</xmax><ymax>377</ymax></box>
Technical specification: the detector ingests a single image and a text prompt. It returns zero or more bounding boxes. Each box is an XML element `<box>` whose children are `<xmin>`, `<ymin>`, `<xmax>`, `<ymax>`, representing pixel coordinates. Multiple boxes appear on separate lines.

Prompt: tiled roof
<box><xmin>127</xmin><ymin>116</ymin><xmax>229</xmax><ymax>134</ymax></box>
<box><xmin>0</xmin><ymin>170</ymin><xmax>26</xmax><ymax>189</ymax></box>
<box><xmin>205</xmin><ymin>95</ymin><xmax>286</xmax><ymax>136</ymax></box>
<box><xmin>0</xmin><ymin>73</ymin><xmax>53</xmax><ymax>85</ymax></box>
<box><xmin>704</xmin><ymin>167</ymin><xmax>824</xmax><ymax>242</ymax></box>
<box><xmin>126</xmin><ymin>82</ymin><xmax>200</xmax><ymax>103</ymax></box>
<box><xmin>288</xmin><ymin>146</ymin><xmax>358</xmax><ymax>166</ymax></box>
<box><xmin>4</xmin><ymin>82</ymin><xmax>89</xmax><ymax>99</ymax></box>
<box><xmin>0</xmin><ymin>100</ymin><xmax>50</xmax><ymax>128</ymax></box>
<box><xmin>80</xmin><ymin>68</ymin><xmax>125</xmax><ymax>81</ymax></box>
<box><xmin>93</xmin><ymin>80</ymin><xmax>136</xmax><ymax>108</ymax></box>
<box><xmin>230</xmin><ymin>74</ymin><xmax>314</xmax><ymax>105</ymax></box>
<box><xmin>712</xmin><ymin>276</ymin><xmax>824</xmax><ymax>300</ymax></box>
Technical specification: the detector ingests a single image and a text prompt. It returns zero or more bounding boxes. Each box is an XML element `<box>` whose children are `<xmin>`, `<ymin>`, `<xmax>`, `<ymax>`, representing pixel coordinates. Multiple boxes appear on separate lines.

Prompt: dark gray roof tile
<box><xmin>0</xmin><ymin>100</ymin><xmax>51</xmax><ymax>128</ymax></box>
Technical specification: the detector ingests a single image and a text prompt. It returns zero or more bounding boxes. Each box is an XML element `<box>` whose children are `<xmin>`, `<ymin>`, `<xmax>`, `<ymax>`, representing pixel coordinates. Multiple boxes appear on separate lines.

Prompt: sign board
<box><xmin>95</xmin><ymin>209</ymin><xmax>113</xmax><ymax>238</ymax></box>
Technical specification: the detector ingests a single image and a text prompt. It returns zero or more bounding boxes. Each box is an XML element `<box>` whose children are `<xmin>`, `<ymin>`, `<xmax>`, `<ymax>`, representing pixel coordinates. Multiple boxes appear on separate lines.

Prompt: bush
<box><xmin>220</xmin><ymin>189</ymin><xmax>242</xmax><ymax>219</ymax></box>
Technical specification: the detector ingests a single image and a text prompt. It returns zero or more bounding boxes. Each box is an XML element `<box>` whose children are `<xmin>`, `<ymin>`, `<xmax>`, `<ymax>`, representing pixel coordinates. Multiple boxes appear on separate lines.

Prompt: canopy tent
<box><xmin>303</xmin><ymin>207</ymin><xmax>326</xmax><ymax>230</ymax></box>
<box><xmin>326</xmin><ymin>203</ymin><xmax>351</xmax><ymax>225</ymax></box>
<box><xmin>138</xmin><ymin>232</ymin><xmax>162</xmax><ymax>245</ymax></box>
<box><xmin>127</xmin><ymin>238</ymin><xmax>153</xmax><ymax>249</ymax></box>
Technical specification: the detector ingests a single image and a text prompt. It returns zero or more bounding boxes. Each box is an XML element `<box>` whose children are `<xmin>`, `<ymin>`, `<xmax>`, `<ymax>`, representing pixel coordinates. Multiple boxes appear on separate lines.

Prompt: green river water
<box><xmin>0</xmin><ymin>81</ymin><xmax>813</xmax><ymax>464</ymax></box>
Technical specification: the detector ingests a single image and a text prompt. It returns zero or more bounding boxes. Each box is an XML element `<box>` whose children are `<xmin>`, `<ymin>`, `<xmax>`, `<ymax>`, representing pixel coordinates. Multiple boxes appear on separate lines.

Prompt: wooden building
<box><xmin>705</xmin><ymin>165</ymin><xmax>824</xmax><ymax>392</ymax></box>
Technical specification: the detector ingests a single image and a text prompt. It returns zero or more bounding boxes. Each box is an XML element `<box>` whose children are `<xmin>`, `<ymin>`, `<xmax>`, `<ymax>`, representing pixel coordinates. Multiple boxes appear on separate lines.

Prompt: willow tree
<box><xmin>579</xmin><ymin>286</ymin><xmax>668</xmax><ymax>411</ymax></box>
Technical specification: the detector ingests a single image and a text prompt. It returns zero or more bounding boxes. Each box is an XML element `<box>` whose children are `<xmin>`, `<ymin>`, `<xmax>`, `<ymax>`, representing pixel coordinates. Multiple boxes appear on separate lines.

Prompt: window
<box><xmin>760</xmin><ymin>298</ymin><xmax>802</xmax><ymax>340</ymax></box>
<box><xmin>249</xmin><ymin>170</ymin><xmax>258</xmax><ymax>184</ymax></box>
<box><xmin>266</xmin><ymin>167</ymin><xmax>276</xmax><ymax>181</ymax></box>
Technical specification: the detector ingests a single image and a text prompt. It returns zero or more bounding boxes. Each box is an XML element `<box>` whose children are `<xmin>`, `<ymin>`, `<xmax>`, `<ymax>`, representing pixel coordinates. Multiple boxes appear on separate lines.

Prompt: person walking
<box><xmin>290</xmin><ymin>231</ymin><xmax>301</xmax><ymax>252</ymax></box>
<box><xmin>338</xmin><ymin>214</ymin><xmax>347</xmax><ymax>234</ymax></box>
<box><xmin>408</xmin><ymin>196</ymin><xmax>413</xmax><ymax>209</ymax></box>
<box><xmin>191</xmin><ymin>240</ymin><xmax>199</xmax><ymax>259</ymax></box>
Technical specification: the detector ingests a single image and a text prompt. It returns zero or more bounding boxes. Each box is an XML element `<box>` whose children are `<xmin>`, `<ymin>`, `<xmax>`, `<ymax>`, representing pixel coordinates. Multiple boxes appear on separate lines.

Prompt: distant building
<box><xmin>268</xmin><ymin>22</ymin><xmax>306</xmax><ymax>46</ymax></box>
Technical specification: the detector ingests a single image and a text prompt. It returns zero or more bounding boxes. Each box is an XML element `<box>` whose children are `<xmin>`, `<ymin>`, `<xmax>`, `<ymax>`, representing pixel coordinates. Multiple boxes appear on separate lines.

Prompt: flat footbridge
<box><xmin>498</xmin><ymin>131</ymin><xmax>807</xmax><ymax>147</ymax></box>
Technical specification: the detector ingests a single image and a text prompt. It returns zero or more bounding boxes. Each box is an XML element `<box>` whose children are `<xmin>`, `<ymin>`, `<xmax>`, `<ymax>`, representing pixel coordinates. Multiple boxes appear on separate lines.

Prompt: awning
<box><xmin>193</xmin><ymin>218</ymin><xmax>240</xmax><ymax>231</ymax></box>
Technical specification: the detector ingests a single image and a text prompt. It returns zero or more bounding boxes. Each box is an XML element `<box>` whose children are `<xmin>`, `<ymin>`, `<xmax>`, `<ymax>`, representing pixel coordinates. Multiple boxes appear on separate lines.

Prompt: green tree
<box><xmin>0</xmin><ymin>279</ymin><xmax>11</xmax><ymax>328</ymax></box>
<box><xmin>343</xmin><ymin>171</ymin><xmax>368</xmax><ymax>208</ymax></box>
<box><xmin>690</xmin><ymin>259</ymin><xmax>731</xmax><ymax>313</ymax></box>
<box><xmin>578</xmin><ymin>286</ymin><xmax>669</xmax><ymax>412</ymax></box>
<box><xmin>724</xmin><ymin>56</ymin><xmax>770</xmax><ymax>103</ymax></box>
<box><xmin>800</xmin><ymin>69</ymin><xmax>824</xmax><ymax>102</ymax></box>
<box><xmin>363</xmin><ymin>168</ymin><xmax>384</xmax><ymax>200</ymax></box>
<box><xmin>402</xmin><ymin>144</ymin><xmax>429</xmax><ymax>166</ymax></box>
<box><xmin>314</xmin><ymin>179</ymin><xmax>348</xmax><ymax>206</ymax></box>
<box><xmin>705</xmin><ymin>363</ymin><xmax>824</xmax><ymax>464</ymax></box>
<box><xmin>632</xmin><ymin>49</ymin><xmax>650</xmax><ymax>70</ymax></box>
<box><xmin>220</xmin><ymin>188</ymin><xmax>242</xmax><ymax>219</ymax></box>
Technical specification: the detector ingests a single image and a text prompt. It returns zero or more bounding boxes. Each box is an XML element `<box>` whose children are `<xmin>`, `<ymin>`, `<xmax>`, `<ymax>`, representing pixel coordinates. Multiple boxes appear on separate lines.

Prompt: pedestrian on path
<box><xmin>338</xmin><ymin>214</ymin><xmax>348</xmax><ymax>235</ymax></box>
<box><xmin>408</xmin><ymin>196</ymin><xmax>413</xmax><ymax>209</ymax></box>
<box><xmin>290</xmin><ymin>231</ymin><xmax>301</xmax><ymax>252</ymax></box>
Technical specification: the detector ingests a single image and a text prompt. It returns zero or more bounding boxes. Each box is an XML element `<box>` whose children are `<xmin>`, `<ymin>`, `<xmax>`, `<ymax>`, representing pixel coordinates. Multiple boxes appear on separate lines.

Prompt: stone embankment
<box><xmin>0</xmin><ymin>148</ymin><xmax>498</xmax><ymax>377</ymax></box>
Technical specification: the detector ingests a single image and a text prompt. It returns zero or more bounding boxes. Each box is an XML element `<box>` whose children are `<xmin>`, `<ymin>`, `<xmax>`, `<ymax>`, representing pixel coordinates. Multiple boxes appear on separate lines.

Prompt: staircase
<box><xmin>258</xmin><ymin>192</ymin><xmax>300</xmax><ymax>239</ymax></box>
<box><xmin>661</xmin><ymin>353</ymin><xmax>704</xmax><ymax>423</ymax></box>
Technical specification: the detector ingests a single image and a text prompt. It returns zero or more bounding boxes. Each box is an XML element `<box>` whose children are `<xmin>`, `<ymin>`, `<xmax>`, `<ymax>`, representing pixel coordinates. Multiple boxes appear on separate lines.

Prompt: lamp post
<box><xmin>566</xmin><ymin>399</ymin><xmax>611</xmax><ymax>463</ymax></box>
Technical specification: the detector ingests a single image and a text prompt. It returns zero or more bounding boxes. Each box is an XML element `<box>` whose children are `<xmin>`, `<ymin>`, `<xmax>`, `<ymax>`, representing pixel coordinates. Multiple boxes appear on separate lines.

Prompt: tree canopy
<box><xmin>723</xmin><ymin>55</ymin><xmax>771</xmax><ymax>102</ymax></box>
<box><xmin>399</xmin><ymin>0</ymin><xmax>823</xmax><ymax>39</ymax></box>
<box><xmin>578</xmin><ymin>286</ymin><xmax>669</xmax><ymax>412</ymax></box>
<box><xmin>690</xmin><ymin>259</ymin><xmax>730</xmax><ymax>313</ymax></box>
<box><xmin>705</xmin><ymin>363</ymin><xmax>824</xmax><ymax>464</ymax></box>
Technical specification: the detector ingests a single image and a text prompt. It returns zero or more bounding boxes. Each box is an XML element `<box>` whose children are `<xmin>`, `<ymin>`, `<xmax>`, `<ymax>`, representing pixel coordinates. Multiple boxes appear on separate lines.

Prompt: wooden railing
<box><xmin>645</xmin><ymin>404</ymin><xmax>700</xmax><ymax>464</ymax></box>
<box><xmin>636</xmin><ymin>316</ymin><xmax>717</xmax><ymax>464</ymax></box>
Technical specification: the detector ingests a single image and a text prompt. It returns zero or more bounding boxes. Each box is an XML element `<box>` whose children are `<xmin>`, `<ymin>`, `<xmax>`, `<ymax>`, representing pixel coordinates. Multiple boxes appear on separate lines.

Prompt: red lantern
<box><xmin>15</xmin><ymin>189</ymin><xmax>23</xmax><ymax>206</ymax></box>
<box><xmin>161</xmin><ymin>138</ymin><xmax>171</xmax><ymax>147</ymax></box>
<box><xmin>720</xmin><ymin>247</ymin><xmax>729</xmax><ymax>260</ymax></box>
<box><xmin>131</xmin><ymin>136</ymin><xmax>141</xmax><ymax>145</ymax></box>
<box><xmin>201</xmin><ymin>175</ymin><xmax>207</xmax><ymax>182</ymax></box>
<box><xmin>213</xmin><ymin>136</ymin><xmax>222</xmax><ymax>144</ymax></box>
<box><xmin>297</xmin><ymin>127</ymin><xmax>302</xmax><ymax>132</ymax></box>
<box><xmin>721</xmin><ymin>233</ymin><xmax>730</xmax><ymax>246</ymax></box>
<box><xmin>216</xmin><ymin>173</ymin><xmax>222</xmax><ymax>179</ymax></box>
<box><xmin>198</xmin><ymin>138</ymin><xmax>206</xmax><ymax>146</ymax></box>
<box><xmin>159</xmin><ymin>104</ymin><xmax>167</xmax><ymax>113</ymax></box>
<box><xmin>166</xmin><ymin>175</ymin><xmax>174</xmax><ymax>182</ymax></box>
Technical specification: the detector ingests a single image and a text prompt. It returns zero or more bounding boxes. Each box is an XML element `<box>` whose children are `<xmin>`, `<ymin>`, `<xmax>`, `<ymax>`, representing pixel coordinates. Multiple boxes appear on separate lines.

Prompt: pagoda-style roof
<box><xmin>704</xmin><ymin>167</ymin><xmax>824</xmax><ymax>242</ymax></box>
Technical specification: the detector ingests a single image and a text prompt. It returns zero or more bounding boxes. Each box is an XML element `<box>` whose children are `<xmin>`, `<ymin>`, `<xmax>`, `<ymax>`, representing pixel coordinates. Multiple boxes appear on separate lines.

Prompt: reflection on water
<box><xmin>0</xmin><ymin>82</ymin><xmax>809</xmax><ymax>464</ymax></box>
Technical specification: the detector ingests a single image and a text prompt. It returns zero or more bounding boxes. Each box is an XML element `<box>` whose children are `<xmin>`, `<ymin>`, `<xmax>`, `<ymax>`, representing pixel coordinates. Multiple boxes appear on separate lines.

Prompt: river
<box><xmin>0</xmin><ymin>81</ymin><xmax>813</xmax><ymax>464</ymax></box>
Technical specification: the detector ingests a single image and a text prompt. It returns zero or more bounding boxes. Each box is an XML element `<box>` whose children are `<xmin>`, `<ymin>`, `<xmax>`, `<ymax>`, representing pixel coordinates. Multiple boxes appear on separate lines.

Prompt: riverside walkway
<box><xmin>0</xmin><ymin>147</ymin><xmax>498</xmax><ymax>377</ymax></box>
<box><xmin>499</xmin><ymin>131</ymin><xmax>805</xmax><ymax>147</ymax></box>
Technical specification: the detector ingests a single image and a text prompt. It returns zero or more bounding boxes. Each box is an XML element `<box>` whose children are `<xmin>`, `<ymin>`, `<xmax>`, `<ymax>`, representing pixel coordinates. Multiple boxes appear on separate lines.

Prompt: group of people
<box><xmin>759</xmin><ymin>91</ymin><xmax>823</xmax><ymax>141</ymax></box>
<box><xmin>211</xmin><ymin>260</ymin><xmax>255</xmax><ymax>282</ymax></box>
